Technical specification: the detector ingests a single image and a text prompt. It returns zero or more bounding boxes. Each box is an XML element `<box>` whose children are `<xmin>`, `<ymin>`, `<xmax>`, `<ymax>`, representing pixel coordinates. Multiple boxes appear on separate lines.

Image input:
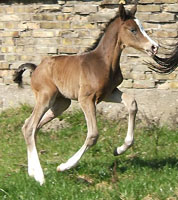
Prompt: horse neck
<box><xmin>95</xmin><ymin>17</ymin><xmax>123</xmax><ymax>71</ymax></box>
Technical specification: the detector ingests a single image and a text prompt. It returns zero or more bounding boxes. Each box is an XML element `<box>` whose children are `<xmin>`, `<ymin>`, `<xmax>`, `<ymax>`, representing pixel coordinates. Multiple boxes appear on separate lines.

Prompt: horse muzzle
<box><xmin>146</xmin><ymin>44</ymin><xmax>159</xmax><ymax>56</ymax></box>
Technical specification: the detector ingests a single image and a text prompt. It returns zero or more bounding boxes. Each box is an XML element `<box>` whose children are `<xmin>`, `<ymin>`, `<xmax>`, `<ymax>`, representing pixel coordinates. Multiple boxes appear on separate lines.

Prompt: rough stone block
<box><xmin>56</xmin><ymin>14</ymin><xmax>71</xmax><ymax>21</ymax></box>
<box><xmin>160</xmin><ymin>23</ymin><xmax>177</xmax><ymax>29</ymax></box>
<box><xmin>149</xmin><ymin>13</ymin><xmax>175</xmax><ymax>22</ymax></box>
<box><xmin>135</xmin><ymin>13</ymin><xmax>150</xmax><ymax>21</ymax></box>
<box><xmin>88</xmin><ymin>12</ymin><xmax>115</xmax><ymax>23</ymax></box>
<box><xmin>131</xmin><ymin>72</ymin><xmax>146</xmax><ymax>80</ymax></box>
<box><xmin>0</xmin><ymin>7</ymin><xmax>5</xmax><ymax>13</ymax></box>
<box><xmin>5</xmin><ymin>55</ymin><xmax>18</xmax><ymax>62</ymax></box>
<box><xmin>152</xmin><ymin>30</ymin><xmax>177</xmax><ymax>38</ymax></box>
<box><xmin>35</xmin><ymin>46</ymin><xmax>57</xmax><ymax>54</ymax></box>
<box><xmin>58</xmin><ymin>46</ymin><xmax>79</xmax><ymax>54</ymax></box>
<box><xmin>40</xmin><ymin>22</ymin><xmax>70</xmax><ymax>29</ymax></box>
<box><xmin>0</xmin><ymin>55</ymin><xmax>5</xmax><ymax>61</ymax></box>
<box><xmin>72</xmin><ymin>22</ymin><xmax>96</xmax><ymax>29</ymax></box>
<box><xmin>1</xmin><ymin>46</ymin><xmax>16</xmax><ymax>53</ymax></box>
<box><xmin>101</xmin><ymin>0</ymin><xmax>125</xmax><ymax>5</ymax></box>
<box><xmin>0</xmin><ymin>62</ymin><xmax>9</xmax><ymax>69</ymax></box>
<box><xmin>4</xmin><ymin>38</ymin><xmax>15</xmax><ymax>45</ymax></box>
<box><xmin>15</xmin><ymin>46</ymin><xmax>24</xmax><ymax>54</ymax></box>
<box><xmin>14</xmin><ymin>6</ymin><xmax>34</xmax><ymax>13</ymax></box>
<box><xmin>158</xmin><ymin>0</ymin><xmax>177</xmax><ymax>3</ymax></box>
<box><xmin>0</xmin><ymin>69</ymin><xmax>11</xmax><ymax>77</ymax></box>
<box><xmin>1</xmin><ymin>31</ymin><xmax>19</xmax><ymax>37</ymax></box>
<box><xmin>4</xmin><ymin>22</ymin><xmax>18</xmax><ymax>29</ymax></box>
<box><xmin>0</xmin><ymin>22</ymin><xmax>3</xmax><ymax>29</ymax></box>
<box><xmin>38</xmin><ymin>5</ymin><xmax>61</xmax><ymax>13</ymax></box>
<box><xmin>133</xmin><ymin>80</ymin><xmax>155</xmax><ymax>89</ymax></box>
<box><xmin>62</xmin><ymin>6</ymin><xmax>73</xmax><ymax>13</ymax></box>
<box><xmin>32</xmin><ymin>31</ymin><xmax>55</xmax><ymax>38</ymax></box>
<box><xmin>57</xmin><ymin>1</ymin><xmax>66</xmax><ymax>5</ymax></box>
<box><xmin>139</xmin><ymin>0</ymin><xmax>154</xmax><ymax>3</ymax></box>
<box><xmin>0</xmin><ymin>14</ymin><xmax>29</xmax><ymax>21</ymax></box>
<box><xmin>163</xmin><ymin>5</ymin><xmax>178</xmax><ymax>12</ymax></box>
<box><xmin>74</xmin><ymin>38</ymin><xmax>95</xmax><ymax>46</ymax></box>
<box><xmin>61</xmin><ymin>38</ymin><xmax>73</xmax><ymax>45</ymax></box>
<box><xmin>18</xmin><ymin>22</ymin><xmax>40</xmax><ymax>30</ymax></box>
<box><xmin>74</xmin><ymin>5</ymin><xmax>98</xmax><ymax>14</ymax></box>
<box><xmin>138</xmin><ymin>5</ymin><xmax>161</xmax><ymax>12</ymax></box>
<box><xmin>5</xmin><ymin>7</ymin><xmax>14</xmax><ymax>14</ymax></box>
<box><xmin>33</xmin><ymin>14</ymin><xmax>54</xmax><ymax>21</ymax></box>
<box><xmin>34</xmin><ymin>38</ymin><xmax>60</xmax><ymax>45</ymax></box>
<box><xmin>154</xmin><ymin>73</ymin><xmax>177</xmax><ymax>80</ymax></box>
<box><xmin>20</xmin><ymin>55</ymin><xmax>34</xmax><ymax>61</ymax></box>
<box><xmin>120</xmin><ymin>79</ymin><xmax>133</xmax><ymax>88</ymax></box>
<box><xmin>169</xmin><ymin>81</ymin><xmax>178</xmax><ymax>89</ymax></box>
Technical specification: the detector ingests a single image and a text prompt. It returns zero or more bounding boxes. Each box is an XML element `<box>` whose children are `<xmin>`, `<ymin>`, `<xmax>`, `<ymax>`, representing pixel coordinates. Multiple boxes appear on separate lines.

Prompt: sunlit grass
<box><xmin>0</xmin><ymin>104</ymin><xmax>177</xmax><ymax>200</ymax></box>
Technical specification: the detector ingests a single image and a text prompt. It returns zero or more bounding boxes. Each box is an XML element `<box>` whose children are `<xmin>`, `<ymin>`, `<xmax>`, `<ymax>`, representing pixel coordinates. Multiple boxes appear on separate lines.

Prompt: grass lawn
<box><xmin>0</xmin><ymin>104</ymin><xmax>177</xmax><ymax>200</ymax></box>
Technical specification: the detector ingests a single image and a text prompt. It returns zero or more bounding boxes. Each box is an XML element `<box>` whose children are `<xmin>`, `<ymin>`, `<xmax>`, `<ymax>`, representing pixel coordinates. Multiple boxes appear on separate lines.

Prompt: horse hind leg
<box><xmin>37</xmin><ymin>96</ymin><xmax>71</xmax><ymax>129</ymax></box>
<box><xmin>22</xmin><ymin>91</ymin><xmax>57</xmax><ymax>185</ymax></box>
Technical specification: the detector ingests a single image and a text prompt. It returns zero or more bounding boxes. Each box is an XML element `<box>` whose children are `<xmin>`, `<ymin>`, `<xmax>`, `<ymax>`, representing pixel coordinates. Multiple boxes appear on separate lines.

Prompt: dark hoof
<box><xmin>113</xmin><ymin>148</ymin><xmax>118</xmax><ymax>156</ymax></box>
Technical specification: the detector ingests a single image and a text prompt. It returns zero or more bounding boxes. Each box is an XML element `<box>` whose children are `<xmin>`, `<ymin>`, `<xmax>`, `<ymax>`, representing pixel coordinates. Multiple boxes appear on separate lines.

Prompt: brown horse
<box><xmin>147</xmin><ymin>42</ymin><xmax>178</xmax><ymax>74</ymax></box>
<box><xmin>13</xmin><ymin>4</ymin><xmax>158</xmax><ymax>185</ymax></box>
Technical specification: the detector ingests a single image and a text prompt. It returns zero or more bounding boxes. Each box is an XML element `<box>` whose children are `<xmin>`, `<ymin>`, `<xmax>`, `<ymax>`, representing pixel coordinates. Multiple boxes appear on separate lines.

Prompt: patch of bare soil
<box><xmin>41</xmin><ymin>118</ymin><xmax>70</xmax><ymax>132</ymax></box>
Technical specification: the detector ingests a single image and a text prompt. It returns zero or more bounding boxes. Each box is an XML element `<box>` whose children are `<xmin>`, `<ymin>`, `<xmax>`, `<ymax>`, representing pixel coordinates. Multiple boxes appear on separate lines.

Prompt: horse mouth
<box><xmin>146</xmin><ymin>49</ymin><xmax>158</xmax><ymax>57</ymax></box>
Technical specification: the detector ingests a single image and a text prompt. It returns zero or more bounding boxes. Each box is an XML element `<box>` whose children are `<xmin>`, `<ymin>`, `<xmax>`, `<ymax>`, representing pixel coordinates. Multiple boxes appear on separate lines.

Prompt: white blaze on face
<box><xmin>134</xmin><ymin>18</ymin><xmax>158</xmax><ymax>47</ymax></box>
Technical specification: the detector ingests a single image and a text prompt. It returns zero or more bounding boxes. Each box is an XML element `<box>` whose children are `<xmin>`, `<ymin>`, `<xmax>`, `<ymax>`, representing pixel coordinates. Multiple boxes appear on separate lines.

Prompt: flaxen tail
<box><xmin>13</xmin><ymin>63</ymin><xmax>37</xmax><ymax>87</ymax></box>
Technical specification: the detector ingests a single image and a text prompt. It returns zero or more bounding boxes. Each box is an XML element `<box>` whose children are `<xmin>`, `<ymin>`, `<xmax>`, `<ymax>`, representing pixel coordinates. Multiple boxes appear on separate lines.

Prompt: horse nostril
<box><xmin>152</xmin><ymin>45</ymin><xmax>158</xmax><ymax>54</ymax></box>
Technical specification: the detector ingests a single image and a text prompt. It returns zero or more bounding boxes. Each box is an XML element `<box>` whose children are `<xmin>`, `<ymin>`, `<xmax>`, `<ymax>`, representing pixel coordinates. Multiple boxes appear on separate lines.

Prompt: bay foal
<box><xmin>14</xmin><ymin>4</ymin><xmax>158</xmax><ymax>185</ymax></box>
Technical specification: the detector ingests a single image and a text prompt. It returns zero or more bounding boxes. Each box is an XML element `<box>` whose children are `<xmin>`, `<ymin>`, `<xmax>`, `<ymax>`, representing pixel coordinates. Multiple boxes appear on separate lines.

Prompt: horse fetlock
<box><xmin>125</xmin><ymin>138</ymin><xmax>134</xmax><ymax>147</ymax></box>
<box><xmin>28</xmin><ymin>165</ymin><xmax>45</xmax><ymax>185</ymax></box>
<box><xmin>87</xmin><ymin>134</ymin><xmax>99</xmax><ymax>147</ymax></box>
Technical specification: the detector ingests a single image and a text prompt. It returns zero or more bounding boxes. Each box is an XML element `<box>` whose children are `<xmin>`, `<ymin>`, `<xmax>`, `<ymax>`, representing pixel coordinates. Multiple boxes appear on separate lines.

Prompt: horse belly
<box><xmin>54</xmin><ymin>68</ymin><xmax>80</xmax><ymax>100</ymax></box>
<box><xmin>57</xmin><ymin>82</ymin><xmax>79</xmax><ymax>100</ymax></box>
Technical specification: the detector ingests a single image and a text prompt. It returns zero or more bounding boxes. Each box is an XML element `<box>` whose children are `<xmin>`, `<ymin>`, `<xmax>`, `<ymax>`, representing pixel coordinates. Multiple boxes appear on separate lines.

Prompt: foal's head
<box><xmin>118</xmin><ymin>4</ymin><xmax>158</xmax><ymax>56</ymax></box>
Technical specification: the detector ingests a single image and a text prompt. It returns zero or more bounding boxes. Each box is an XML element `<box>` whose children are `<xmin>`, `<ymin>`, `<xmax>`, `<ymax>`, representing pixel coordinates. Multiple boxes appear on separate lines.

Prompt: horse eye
<box><xmin>130</xmin><ymin>28</ymin><xmax>137</xmax><ymax>34</ymax></box>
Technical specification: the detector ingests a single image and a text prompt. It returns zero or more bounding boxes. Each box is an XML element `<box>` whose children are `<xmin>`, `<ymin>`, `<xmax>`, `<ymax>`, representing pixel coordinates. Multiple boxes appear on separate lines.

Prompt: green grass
<box><xmin>0</xmin><ymin>104</ymin><xmax>178</xmax><ymax>200</ymax></box>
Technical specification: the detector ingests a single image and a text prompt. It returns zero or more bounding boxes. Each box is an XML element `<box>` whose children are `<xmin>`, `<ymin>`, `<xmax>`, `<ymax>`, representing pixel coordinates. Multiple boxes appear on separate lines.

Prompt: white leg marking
<box><xmin>28</xmin><ymin>147</ymin><xmax>45</xmax><ymax>185</ymax></box>
<box><xmin>57</xmin><ymin>145</ymin><xmax>88</xmax><ymax>171</ymax></box>
<box><xmin>27</xmin><ymin>129</ymin><xmax>45</xmax><ymax>185</ymax></box>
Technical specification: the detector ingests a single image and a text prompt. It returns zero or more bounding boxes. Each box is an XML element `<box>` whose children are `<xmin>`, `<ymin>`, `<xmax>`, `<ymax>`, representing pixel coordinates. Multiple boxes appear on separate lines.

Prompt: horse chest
<box><xmin>106</xmin><ymin>68</ymin><xmax>123</xmax><ymax>90</ymax></box>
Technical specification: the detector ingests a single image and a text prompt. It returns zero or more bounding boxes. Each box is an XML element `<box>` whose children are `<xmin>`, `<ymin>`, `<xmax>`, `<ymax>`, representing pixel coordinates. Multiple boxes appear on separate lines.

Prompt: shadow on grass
<box><xmin>114</xmin><ymin>157</ymin><xmax>178</xmax><ymax>173</ymax></box>
<box><xmin>130</xmin><ymin>157</ymin><xmax>178</xmax><ymax>169</ymax></box>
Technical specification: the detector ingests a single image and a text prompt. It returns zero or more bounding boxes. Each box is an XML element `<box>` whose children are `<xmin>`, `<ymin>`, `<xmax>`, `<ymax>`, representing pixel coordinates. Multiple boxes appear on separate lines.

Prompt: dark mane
<box><xmin>86</xmin><ymin>11</ymin><xmax>135</xmax><ymax>52</ymax></box>
<box><xmin>146</xmin><ymin>43</ymin><xmax>178</xmax><ymax>74</ymax></box>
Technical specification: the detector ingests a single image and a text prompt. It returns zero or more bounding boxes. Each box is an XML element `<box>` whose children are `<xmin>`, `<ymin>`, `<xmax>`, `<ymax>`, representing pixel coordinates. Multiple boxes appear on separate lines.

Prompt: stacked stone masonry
<box><xmin>0</xmin><ymin>0</ymin><xmax>178</xmax><ymax>89</ymax></box>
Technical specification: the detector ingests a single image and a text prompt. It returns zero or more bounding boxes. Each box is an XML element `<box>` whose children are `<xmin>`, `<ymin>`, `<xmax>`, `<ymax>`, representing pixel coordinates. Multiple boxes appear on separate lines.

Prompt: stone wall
<box><xmin>0</xmin><ymin>0</ymin><xmax>177</xmax><ymax>89</ymax></box>
<box><xmin>0</xmin><ymin>0</ymin><xmax>178</xmax><ymax>127</ymax></box>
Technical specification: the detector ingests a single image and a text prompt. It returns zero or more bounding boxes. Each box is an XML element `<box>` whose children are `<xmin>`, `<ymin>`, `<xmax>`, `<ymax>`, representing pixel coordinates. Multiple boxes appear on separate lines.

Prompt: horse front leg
<box><xmin>104</xmin><ymin>88</ymin><xmax>138</xmax><ymax>155</ymax></box>
<box><xmin>57</xmin><ymin>95</ymin><xmax>98</xmax><ymax>172</ymax></box>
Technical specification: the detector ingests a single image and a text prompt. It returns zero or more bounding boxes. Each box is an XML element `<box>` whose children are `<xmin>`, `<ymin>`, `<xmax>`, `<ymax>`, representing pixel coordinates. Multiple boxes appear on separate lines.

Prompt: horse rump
<box><xmin>13</xmin><ymin>63</ymin><xmax>37</xmax><ymax>87</ymax></box>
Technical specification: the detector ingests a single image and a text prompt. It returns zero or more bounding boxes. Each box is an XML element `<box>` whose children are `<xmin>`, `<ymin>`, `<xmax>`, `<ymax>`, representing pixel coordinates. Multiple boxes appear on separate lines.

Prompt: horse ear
<box><xmin>119</xmin><ymin>4</ymin><xmax>126</xmax><ymax>21</ymax></box>
<box><xmin>130</xmin><ymin>4</ymin><xmax>137</xmax><ymax>16</ymax></box>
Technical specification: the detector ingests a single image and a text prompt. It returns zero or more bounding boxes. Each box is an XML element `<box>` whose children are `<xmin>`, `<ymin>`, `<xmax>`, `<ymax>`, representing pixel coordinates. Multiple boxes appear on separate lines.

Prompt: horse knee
<box><xmin>22</xmin><ymin>121</ymin><xmax>34</xmax><ymax>145</ymax></box>
<box><xmin>129</xmin><ymin>98</ymin><xmax>138</xmax><ymax>115</ymax></box>
<box><xmin>87</xmin><ymin>131</ymin><xmax>99</xmax><ymax>147</ymax></box>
